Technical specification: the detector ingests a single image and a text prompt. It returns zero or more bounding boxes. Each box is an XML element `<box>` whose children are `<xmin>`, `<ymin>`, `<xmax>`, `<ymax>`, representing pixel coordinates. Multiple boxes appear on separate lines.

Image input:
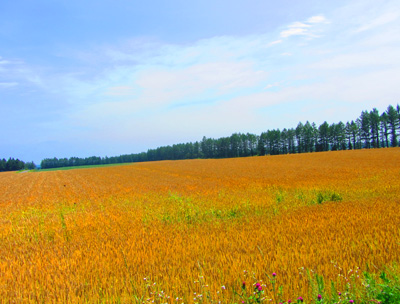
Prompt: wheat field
<box><xmin>0</xmin><ymin>148</ymin><xmax>399</xmax><ymax>303</ymax></box>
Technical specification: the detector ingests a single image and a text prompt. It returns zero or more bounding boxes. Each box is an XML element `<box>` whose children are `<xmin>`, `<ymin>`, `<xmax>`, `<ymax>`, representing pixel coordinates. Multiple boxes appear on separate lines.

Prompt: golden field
<box><xmin>0</xmin><ymin>148</ymin><xmax>399</xmax><ymax>303</ymax></box>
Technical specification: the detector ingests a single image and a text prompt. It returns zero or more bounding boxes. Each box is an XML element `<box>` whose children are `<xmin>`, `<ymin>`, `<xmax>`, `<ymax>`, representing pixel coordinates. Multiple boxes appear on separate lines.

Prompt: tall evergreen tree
<box><xmin>348</xmin><ymin>120</ymin><xmax>360</xmax><ymax>149</ymax></box>
<box><xmin>369</xmin><ymin>108</ymin><xmax>381</xmax><ymax>148</ymax></box>
<box><xmin>0</xmin><ymin>159</ymin><xmax>6</xmax><ymax>171</ymax></box>
<box><xmin>318</xmin><ymin>121</ymin><xmax>330</xmax><ymax>151</ymax></box>
<box><xmin>380</xmin><ymin>112</ymin><xmax>390</xmax><ymax>148</ymax></box>
<box><xmin>386</xmin><ymin>105</ymin><xmax>399</xmax><ymax>147</ymax></box>
<box><xmin>257</xmin><ymin>132</ymin><xmax>267</xmax><ymax>156</ymax></box>
<box><xmin>295</xmin><ymin>122</ymin><xmax>304</xmax><ymax>153</ymax></box>
<box><xmin>359</xmin><ymin>111</ymin><xmax>371</xmax><ymax>148</ymax></box>
<box><xmin>302</xmin><ymin>121</ymin><xmax>315</xmax><ymax>152</ymax></box>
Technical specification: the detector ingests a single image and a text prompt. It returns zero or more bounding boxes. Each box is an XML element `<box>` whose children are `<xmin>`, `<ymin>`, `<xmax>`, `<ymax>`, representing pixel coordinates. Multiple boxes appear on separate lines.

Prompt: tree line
<box><xmin>38</xmin><ymin>104</ymin><xmax>400</xmax><ymax>169</ymax></box>
<box><xmin>0</xmin><ymin>158</ymin><xmax>36</xmax><ymax>172</ymax></box>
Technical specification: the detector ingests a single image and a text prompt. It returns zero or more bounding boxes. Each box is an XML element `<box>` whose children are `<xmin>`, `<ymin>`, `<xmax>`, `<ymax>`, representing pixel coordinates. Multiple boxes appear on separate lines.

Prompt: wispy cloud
<box><xmin>280</xmin><ymin>27</ymin><xmax>309</xmax><ymax>38</ymax></box>
<box><xmin>0</xmin><ymin>55</ymin><xmax>45</xmax><ymax>89</ymax></box>
<box><xmin>307</xmin><ymin>15</ymin><xmax>327</xmax><ymax>23</ymax></box>
<box><xmin>280</xmin><ymin>15</ymin><xmax>328</xmax><ymax>38</ymax></box>
<box><xmin>0</xmin><ymin>60</ymin><xmax>12</xmax><ymax>65</ymax></box>
<box><xmin>269</xmin><ymin>40</ymin><xmax>282</xmax><ymax>46</ymax></box>
<box><xmin>355</xmin><ymin>11</ymin><xmax>400</xmax><ymax>33</ymax></box>
<box><xmin>288</xmin><ymin>22</ymin><xmax>311</xmax><ymax>28</ymax></box>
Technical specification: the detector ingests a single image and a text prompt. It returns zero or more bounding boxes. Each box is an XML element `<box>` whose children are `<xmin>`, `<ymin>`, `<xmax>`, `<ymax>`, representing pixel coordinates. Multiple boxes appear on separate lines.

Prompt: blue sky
<box><xmin>1</xmin><ymin>0</ymin><xmax>399</xmax><ymax>163</ymax></box>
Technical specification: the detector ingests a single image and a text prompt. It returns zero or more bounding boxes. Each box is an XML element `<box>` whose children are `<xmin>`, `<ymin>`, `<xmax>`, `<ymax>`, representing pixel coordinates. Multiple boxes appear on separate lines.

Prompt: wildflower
<box><xmin>288</xmin><ymin>300</ymin><xmax>292</xmax><ymax>303</ymax></box>
<box><xmin>221</xmin><ymin>285</ymin><xmax>226</xmax><ymax>290</ymax></box>
<box><xmin>258</xmin><ymin>285</ymin><xmax>263</xmax><ymax>291</ymax></box>
<box><xmin>297</xmin><ymin>297</ymin><xmax>303</xmax><ymax>302</ymax></box>
<box><xmin>349</xmin><ymin>301</ymin><xmax>354</xmax><ymax>303</ymax></box>
<box><xmin>338</xmin><ymin>292</ymin><xmax>342</xmax><ymax>296</ymax></box>
<box><xmin>242</xmin><ymin>282</ymin><xmax>246</xmax><ymax>289</ymax></box>
<box><xmin>272</xmin><ymin>272</ymin><xmax>277</xmax><ymax>277</ymax></box>
<box><xmin>255</xmin><ymin>282</ymin><xmax>261</xmax><ymax>289</ymax></box>
<box><xmin>318</xmin><ymin>294</ymin><xmax>322</xmax><ymax>301</ymax></box>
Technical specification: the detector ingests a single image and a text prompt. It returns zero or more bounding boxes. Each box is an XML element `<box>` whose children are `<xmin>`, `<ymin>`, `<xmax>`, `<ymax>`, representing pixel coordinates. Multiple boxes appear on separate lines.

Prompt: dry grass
<box><xmin>0</xmin><ymin>148</ymin><xmax>399</xmax><ymax>303</ymax></box>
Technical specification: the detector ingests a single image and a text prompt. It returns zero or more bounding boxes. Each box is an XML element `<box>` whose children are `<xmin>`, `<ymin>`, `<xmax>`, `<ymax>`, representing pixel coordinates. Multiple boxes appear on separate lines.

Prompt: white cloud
<box><xmin>280</xmin><ymin>27</ymin><xmax>308</xmax><ymax>38</ymax></box>
<box><xmin>288</xmin><ymin>22</ymin><xmax>311</xmax><ymax>28</ymax></box>
<box><xmin>307</xmin><ymin>15</ymin><xmax>327</xmax><ymax>24</ymax></box>
<box><xmin>280</xmin><ymin>15</ymin><xmax>328</xmax><ymax>38</ymax></box>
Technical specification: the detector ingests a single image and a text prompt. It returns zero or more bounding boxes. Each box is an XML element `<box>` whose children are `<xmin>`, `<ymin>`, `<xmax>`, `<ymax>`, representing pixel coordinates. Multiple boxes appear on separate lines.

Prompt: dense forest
<box><xmin>38</xmin><ymin>104</ymin><xmax>400</xmax><ymax>170</ymax></box>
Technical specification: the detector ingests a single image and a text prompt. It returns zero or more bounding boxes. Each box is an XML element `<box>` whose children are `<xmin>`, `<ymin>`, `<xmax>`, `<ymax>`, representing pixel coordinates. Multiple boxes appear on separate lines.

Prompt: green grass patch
<box><xmin>36</xmin><ymin>163</ymin><xmax>132</xmax><ymax>172</ymax></box>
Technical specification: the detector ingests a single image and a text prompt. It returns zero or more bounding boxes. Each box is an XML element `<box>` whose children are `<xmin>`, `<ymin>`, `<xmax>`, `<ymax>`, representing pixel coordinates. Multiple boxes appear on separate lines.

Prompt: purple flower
<box><xmin>297</xmin><ymin>297</ymin><xmax>304</xmax><ymax>302</ymax></box>
<box><xmin>288</xmin><ymin>300</ymin><xmax>292</xmax><ymax>304</ymax></box>
<box><xmin>258</xmin><ymin>285</ymin><xmax>263</xmax><ymax>291</ymax></box>
<box><xmin>242</xmin><ymin>281</ymin><xmax>246</xmax><ymax>289</ymax></box>
<box><xmin>272</xmin><ymin>272</ymin><xmax>277</xmax><ymax>277</ymax></box>
<box><xmin>349</xmin><ymin>301</ymin><xmax>354</xmax><ymax>303</ymax></box>
<box><xmin>255</xmin><ymin>282</ymin><xmax>261</xmax><ymax>289</ymax></box>
<box><xmin>318</xmin><ymin>294</ymin><xmax>322</xmax><ymax>300</ymax></box>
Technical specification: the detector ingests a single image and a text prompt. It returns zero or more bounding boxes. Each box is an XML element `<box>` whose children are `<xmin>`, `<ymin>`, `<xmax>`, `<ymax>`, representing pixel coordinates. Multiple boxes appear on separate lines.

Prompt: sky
<box><xmin>1</xmin><ymin>0</ymin><xmax>400</xmax><ymax>163</ymax></box>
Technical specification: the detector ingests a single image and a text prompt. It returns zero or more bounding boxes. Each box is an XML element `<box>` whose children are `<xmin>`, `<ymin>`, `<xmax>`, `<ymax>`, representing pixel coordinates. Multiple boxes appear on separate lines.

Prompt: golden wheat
<box><xmin>0</xmin><ymin>148</ymin><xmax>399</xmax><ymax>303</ymax></box>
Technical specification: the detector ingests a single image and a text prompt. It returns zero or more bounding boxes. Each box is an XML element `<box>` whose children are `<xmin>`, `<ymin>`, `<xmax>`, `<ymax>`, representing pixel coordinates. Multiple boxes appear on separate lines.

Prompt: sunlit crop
<box><xmin>0</xmin><ymin>148</ymin><xmax>399</xmax><ymax>303</ymax></box>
